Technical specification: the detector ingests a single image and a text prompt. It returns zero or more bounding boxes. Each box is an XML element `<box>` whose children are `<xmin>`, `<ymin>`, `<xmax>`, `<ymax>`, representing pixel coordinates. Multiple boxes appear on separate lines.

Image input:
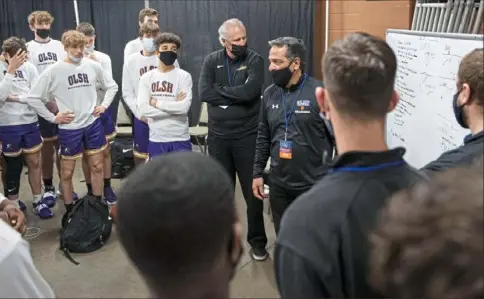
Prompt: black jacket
<box><xmin>198</xmin><ymin>48</ymin><xmax>264</xmax><ymax>138</ymax></box>
<box><xmin>253</xmin><ymin>75</ymin><xmax>334</xmax><ymax>190</ymax></box>
<box><xmin>421</xmin><ymin>130</ymin><xmax>484</xmax><ymax>176</ymax></box>
<box><xmin>275</xmin><ymin>148</ymin><xmax>425</xmax><ymax>299</ymax></box>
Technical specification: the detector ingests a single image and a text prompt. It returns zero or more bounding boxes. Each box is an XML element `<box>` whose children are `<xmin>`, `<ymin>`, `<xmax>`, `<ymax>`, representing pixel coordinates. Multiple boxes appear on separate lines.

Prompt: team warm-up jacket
<box><xmin>252</xmin><ymin>75</ymin><xmax>334</xmax><ymax>191</ymax></box>
<box><xmin>275</xmin><ymin>148</ymin><xmax>425</xmax><ymax>298</ymax></box>
<box><xmin>198</xmin><ymin>49</ymin><xmax>264</xmax><ymax>138</ymax></box>
<box><xmin>421</xmin><ymin>130</ymin><xmax>484</xmax><ymax>176</ymax></box>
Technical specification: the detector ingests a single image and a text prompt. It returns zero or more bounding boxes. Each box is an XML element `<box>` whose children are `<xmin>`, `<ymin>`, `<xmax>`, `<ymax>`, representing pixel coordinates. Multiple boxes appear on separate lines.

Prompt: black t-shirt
<box><xmin>275</xmin><ymin>148</ymin><xmax>424</xmax><ymax>298</ymax></box>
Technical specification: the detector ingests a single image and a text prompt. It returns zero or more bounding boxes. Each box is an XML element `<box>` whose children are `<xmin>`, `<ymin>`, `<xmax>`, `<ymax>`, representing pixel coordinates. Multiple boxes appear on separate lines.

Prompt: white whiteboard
<box><xmin>385</xmin><ymin>29</ymin><xmax>483</xmax><ymax>169</ymax></box>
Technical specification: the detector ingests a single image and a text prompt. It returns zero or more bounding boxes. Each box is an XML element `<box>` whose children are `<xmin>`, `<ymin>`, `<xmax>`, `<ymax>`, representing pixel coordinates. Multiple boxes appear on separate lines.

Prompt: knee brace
<box><xmin>3</xmin><ymin>155</ymin><xmax>23</xmax><ymax>196</ymax></box>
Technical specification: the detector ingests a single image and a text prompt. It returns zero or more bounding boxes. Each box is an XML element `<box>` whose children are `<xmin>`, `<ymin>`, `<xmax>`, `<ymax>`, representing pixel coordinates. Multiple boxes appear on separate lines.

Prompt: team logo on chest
<box><xmin>67</xmin><ymin>73</ymin><xmax>91</xmax><ymax>89</ymax></box>
<box><xmin>37</xmin><ymin>52</ymin><xmax>58</xmax><ymax>66</ymax></box>
<box><xmin>295</xmin><ymin>100</ymin><xmax>311</xmax><ymax>114</ymax></box>
<box><xmin>139</xmin><ymin>65</ymin><xmax>157</xmax><ymax>76</ymax></box>
<box><xmin>152</xmin><ymin>80</ymin><xmax>174</xmax><ymax>94</ymax></box>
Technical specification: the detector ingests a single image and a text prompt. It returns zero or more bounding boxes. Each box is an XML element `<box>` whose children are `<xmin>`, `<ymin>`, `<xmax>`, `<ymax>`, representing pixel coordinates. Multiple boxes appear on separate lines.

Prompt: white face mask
<box><xmin>142</xmin><ymin>38</ymin><xmax>156</xmax><ymax>53</ymax></box>
<box><xmin>69</xmin><ymin>55</ymin><xmax>83</xmax><ymax>64</ymax></box>
<box><xmin>85</xmin><ymin>44</ymin><xmax>95</xmax><ymax>54</ymax></box>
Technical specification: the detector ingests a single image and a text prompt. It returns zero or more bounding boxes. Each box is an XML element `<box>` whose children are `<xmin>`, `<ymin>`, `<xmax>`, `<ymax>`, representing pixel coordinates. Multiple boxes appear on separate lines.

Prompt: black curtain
<box><xmin>0</xmin><ymin>0</ymin><xmax>76</xmax><ymax>42</ymax></box>
<box><xmin>150</xmin><ymin>0</ymin><xmax>315</xmax><ymax>125</ymax></box>
<box><xmin>77</xmin><ymin>0</ymin><xmax>145</xmax><ymax>125</ymax></box>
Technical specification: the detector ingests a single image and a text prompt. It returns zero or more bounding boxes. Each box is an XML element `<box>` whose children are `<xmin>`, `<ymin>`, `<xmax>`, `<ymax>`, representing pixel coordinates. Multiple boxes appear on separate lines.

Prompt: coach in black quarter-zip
<box><xmin>198</xmin><ymin>18</ymin><xmax>268</xmax><ymax>261</ymax></box>
<box><xmin>252</xmin><ymin>37</ymin><xmax>334</xmax><ymax>235</ymax></box>
<box><xmin>274</xmin><ymin>32</ymin><xmax>425</xmax><ymax>298</ymax></box>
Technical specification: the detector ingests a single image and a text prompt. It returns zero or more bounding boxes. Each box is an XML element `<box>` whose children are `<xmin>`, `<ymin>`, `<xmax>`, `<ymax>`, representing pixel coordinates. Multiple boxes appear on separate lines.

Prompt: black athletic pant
<box><xmin>270</xmin><ymin>182</ymin><xmax>309</xmax><ymax>235</ymax></box>
<box><xmin>208</xmin><ymin>133</ymin><xmax>268</xmax><ymax>249</ymax></box>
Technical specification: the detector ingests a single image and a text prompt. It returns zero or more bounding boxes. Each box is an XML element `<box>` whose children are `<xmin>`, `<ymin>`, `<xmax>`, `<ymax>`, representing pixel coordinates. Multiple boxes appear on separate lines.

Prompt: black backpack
<box><xmin>59</xmin><ymin>195</ymin><xmax>113</xmax><ymax>265</ymax></box>
<box><xmin>111</xmin><ymin>135</ymin><xmax>134</xmax><ymax>179</ymax></box>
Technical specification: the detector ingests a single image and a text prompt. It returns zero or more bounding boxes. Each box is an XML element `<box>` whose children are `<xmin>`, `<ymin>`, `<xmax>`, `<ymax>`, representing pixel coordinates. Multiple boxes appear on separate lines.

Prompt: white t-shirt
<box><xmin>0</xmin><ymin>61</ymin><xmax>39</xmax><ymax>126</ymax></box>
<box><xmin>88</xmin><ymin>51</ymin><xmax>113</xmax><ymax>106</ymax></box>
<box><xmin>26</xmin><ymin>39</ymin><xmax>66</xmax><ymax>75</ymax></box>
<box><xmin>137</xmin><ymin>68</ymin><xmax>192</xmax><ymax>142</ymax></box>
<box><xmin>122</xmin><ymin>52</ymin><xmax>159</xmax><ymax>119</ymax></box>
<box><xmin>0</xmin><ymin>220</ymin><xmax>55</xmax><ymax>298</ymax></box>
<box><xmin>26</xmin><ymin>59</ymin><xmax>118</xmax><ymax>130</ymax></box>
<box><xmin>123</xmin><ymin>38</ymin><xmax>143</xmax><ymax>62</ymax></box>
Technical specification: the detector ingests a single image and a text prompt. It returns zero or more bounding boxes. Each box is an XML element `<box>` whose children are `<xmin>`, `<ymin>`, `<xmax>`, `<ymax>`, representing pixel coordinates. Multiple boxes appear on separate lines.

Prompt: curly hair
<box><xmin>2</xmin><ymin>37</ymin><xmax>28</xmax><ymax>58</ymax></box>
<box><xmin>28</xmin><ymin>11</ymin><xmax>54</xmax><ymax>26</ymax></box>
<box><xmin>61</xmin><ymin>30</ymin><xmax>87</xmax><ymax>48</ymax></box>
<box><xmin>370</xmin><ymin>157</ymin><xmax>484</xmax><ymax>299</ymax></box>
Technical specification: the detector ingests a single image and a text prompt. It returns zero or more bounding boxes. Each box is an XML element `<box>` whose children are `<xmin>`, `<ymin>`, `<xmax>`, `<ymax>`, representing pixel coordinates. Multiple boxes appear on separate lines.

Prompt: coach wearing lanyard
<box><xmin>198</xmin><ymin>18</ymin><xmax>268</xmax><ymax>261</ymax></box>
<box><xmin>252</xmin><ymin>37</ymin><xmax>334</xmax><ymax>235</ymax></box>
<box><xmin>274</xmin><ymin>33</ymin><xmax>425</xmax><ymax>299</ymax></box>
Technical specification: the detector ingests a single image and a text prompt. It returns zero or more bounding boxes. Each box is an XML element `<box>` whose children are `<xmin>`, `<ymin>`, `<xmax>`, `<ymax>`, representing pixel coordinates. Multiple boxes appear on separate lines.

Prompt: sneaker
<box><xmin>103</xmin><ymin>186</ymin><xmax>117</xmax><ymax>205</ymax></box>
<box><xmin>18</xmin><ymin>200</ymin><xmax>26</xmax><ymax>211</ymax></box>
<box><xmin>251</xmin><ymin>247</ymin><xmax>269</xmax><ymax>261</ymax></box>
<box><xmin>42</xmin><ymin>188</ymin><xmax>57</xmax><ymax>208</ymax></box>
<box><xmin>33</xmin><ymin>199</ymin><xmax>54</xmax><ymax>219</ymax></box>
<box><xmin>57</xmin><ymin>185</ymin><xmax>79</xmax><ymax>201</ymax></box>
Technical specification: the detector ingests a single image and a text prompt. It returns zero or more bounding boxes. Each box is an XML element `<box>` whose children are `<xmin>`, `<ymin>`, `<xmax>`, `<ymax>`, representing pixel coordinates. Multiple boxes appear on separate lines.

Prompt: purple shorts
<box><xmin>101</xmin><ymin>107</ymin><xmax>116</xmax><ymax>141</ymax></box>
<box><xmin>148</xmin><ymin>140</ymin><xmax>192</xmax><ymax>160</ymax></box>
<box><xmin>133</xmin><ymin>117</ymin><xmax>149</xmax><ymax>159</ymax></box>
<box><xmin>0</xmin><ymin>122</ymin><xmax>43</xmax><ymax>157</ymax></box>
<box><xmin>38</xmin><ymin>116</ymin><xmax>58</xmax><ymax>141</ymax></box>
<box><xmin>58</xmin><ymin>118</ymin><xmax>107</xmax><ymax>159</ymax></box>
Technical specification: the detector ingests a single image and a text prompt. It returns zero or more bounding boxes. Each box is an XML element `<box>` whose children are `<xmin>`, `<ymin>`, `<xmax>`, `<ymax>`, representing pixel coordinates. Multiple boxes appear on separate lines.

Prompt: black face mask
<box><xmin>36</xmin><ymin>29</ymin><xmax>51</xmax><ymax>39</ymax></box>
<box><xmin>230</xmin><ymin>44</ymin><xmax>247</xmax><ymax>58</ymax></box>
<box><xmin>271</xmin><ymin>65</ymin><xmax>294</xmax><ymax>88</ymax></box>
<box><xmin>453</xmin><ymin>89</ymin><xmax>468</xmax><ymax>129</ymax></box>
<box><xmin>159</xmin><ymin>51</ymin><xmax>177</xmax><ymax>66</ymax></box>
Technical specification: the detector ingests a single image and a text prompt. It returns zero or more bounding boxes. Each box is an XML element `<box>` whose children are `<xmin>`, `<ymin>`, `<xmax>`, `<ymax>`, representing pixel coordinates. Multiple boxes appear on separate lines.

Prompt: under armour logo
<box><xmin>272</xmin><ymin>104</ymin><xmax>279</xmax><ymax>109</ymax></box>
<box><xmin>64</xmin><ymin>148</ymin><xmax>69</xmax><ymax>153</ymax></box>
<box><xmin>6</xmin><ymin>144</ymin><xmax>11</xmax><ymax>149</ymax></box>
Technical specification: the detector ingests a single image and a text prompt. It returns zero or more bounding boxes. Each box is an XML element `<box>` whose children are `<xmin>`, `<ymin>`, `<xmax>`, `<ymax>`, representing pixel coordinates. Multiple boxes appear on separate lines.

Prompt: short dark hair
<box><xmin>154</xmin><ymin>32</ymin><xmax>182</xmax><ymax>49</ymax></box>
<box><xmin>76</xmin><ymin>22</ymin><xmax>95</xmax><ymax>37</ymax></box>
<box><xmin>322</xmin><ymin>32</ymin><xmax>397</xmax><ymax>120</ymax></box>
<box><xmin>2</xmin><ymin>37</ymin><xmax>28</xmax><ymax>58</ymax></box>
<box><xmin>139</xmin><ymin>22</ymin><xmax>160</xmax><ymax>38</ymax></box>
<box><xmin>268</xmin><ymin>37</ymin><xmax>307</xmax><ymax>70</ymax></box>
<box><xmin>116</xmin><ymin>152</ymin><xmax>236</xmax><ymax>293</ymax></box>
<box><xmin>458</xmin><ymin>48</ymin><xmax>484</xmax><ymax>106</ymax></box>
<box><xmin>370</xmin><ymin>157</ymin><xmax>484</xmax><ymax>299</ymax></box>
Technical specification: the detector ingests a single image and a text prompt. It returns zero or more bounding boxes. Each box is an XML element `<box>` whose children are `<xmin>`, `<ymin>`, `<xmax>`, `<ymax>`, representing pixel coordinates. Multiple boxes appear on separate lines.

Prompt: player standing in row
<box><xmin>25</xmin><ymin>30</ymin><xmax>118</xmax><ymax>223</ymax></box>
<box><xmin>124</xmin><ymin>8</ymin><xmax>180</xmax><ymax>68</ymax></box>
<box><xmin>136</xmin><ymin>33</ymin><xmax>193</xmax><ymax>159</ymax></box>
<box><xmin>76</xmin><ymin>22</ymin><xmax>117</xmax><ymax>204</ymax></box>
<box><xmin>26</xmin><ymin>11</ymin><xmax>79</xmax><ymax>206</ymax></box>
<box><xmin>122</xmin><ymin>23</ymin><xmax>161</xmax><ymax>163</ymax></box>
<box><xmin>0</xmin><ymin>38</ymin><xmax>49</xmax><ymax>217</ymax></box>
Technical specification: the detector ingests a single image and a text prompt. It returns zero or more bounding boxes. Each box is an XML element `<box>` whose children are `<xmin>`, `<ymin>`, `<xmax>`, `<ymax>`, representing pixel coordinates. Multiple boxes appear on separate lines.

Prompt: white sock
<box><xmin>33</xmin><ymin>194</ymin><xmax>42</xmax><ymax>204</ymax></box>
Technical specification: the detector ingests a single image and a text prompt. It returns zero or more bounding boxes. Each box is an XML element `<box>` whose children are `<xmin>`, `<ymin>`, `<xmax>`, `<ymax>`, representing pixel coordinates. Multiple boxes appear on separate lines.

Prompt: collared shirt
<box><xmin>275</xmin><ymin>148</ymin><xmax>424</xmax><ymax>298</ymax></box>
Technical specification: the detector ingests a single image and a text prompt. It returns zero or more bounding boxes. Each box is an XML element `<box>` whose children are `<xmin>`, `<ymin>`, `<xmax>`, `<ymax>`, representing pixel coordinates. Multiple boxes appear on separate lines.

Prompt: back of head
<box><xmin>370</xmin><ymin>158</ymin><xmax>484</xmax><ymax>299</ymax></box>
<box><xmin>458</xmin><ymin>48</ymin><xmax>484</xmax><ymax>107</ymax></box>
<box><xmin>76</xmin><ymin>22</ymin><xmax>95</xmax><ymax>37</ymax></box>
<box><xmin>2</xmin><ymin>37</ymin><xmax>27</xmax><ymax>58</ymax></box>
<box><xmin>117</xmin><ymin>152</ymin><xmax>236</xmax><ymax>296</ymax></box>
<box><xmin>322</xmin><ymin>32</ymin><xmax>397</xmax><ymax>121</ymax></box>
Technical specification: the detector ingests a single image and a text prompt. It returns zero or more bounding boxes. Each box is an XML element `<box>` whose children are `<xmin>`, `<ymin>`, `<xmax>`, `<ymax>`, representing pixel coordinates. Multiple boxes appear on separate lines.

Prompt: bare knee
<box><xmin>89</xmin><ymin>154</ymin><xmax>104</xmax><ymax>174</ymax></box>
<box><xmin>60</xmin><ymin>160</ymin><xmax>75</xmax><ymax>181</ymax></box>
<box><xmin>26</xmin><ymin>153</ymin><xmax>41</xmax><ymax>170</ymax></box>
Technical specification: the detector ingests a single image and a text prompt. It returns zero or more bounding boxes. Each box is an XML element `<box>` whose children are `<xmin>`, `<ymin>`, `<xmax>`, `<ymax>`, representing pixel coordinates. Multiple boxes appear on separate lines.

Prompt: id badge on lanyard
<box><xmin>278</xmin><ymin>74</ymin><xmax>307</xmax><ymax>160</ymax></box>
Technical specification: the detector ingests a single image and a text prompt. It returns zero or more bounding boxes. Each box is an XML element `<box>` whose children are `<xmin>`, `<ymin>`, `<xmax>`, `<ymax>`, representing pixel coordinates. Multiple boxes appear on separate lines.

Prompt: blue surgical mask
<box><xmin>142</xmin><ymin>38</ymin><xmax>156</xmax><ymax>53</ymax></box>
<box><xmin>453</xmin><ymin>89</ymin><xmax>468</xmax><ymax>129</ymax></box>
<box><xmin>69</xmin><ymin>55</ymin><xmax>82</xmax><ymax>64</ymax></box>
<box><xmin>85</xmin><ymin>44</ymin><xmax>95</xmax><ymax>54</ymax></box>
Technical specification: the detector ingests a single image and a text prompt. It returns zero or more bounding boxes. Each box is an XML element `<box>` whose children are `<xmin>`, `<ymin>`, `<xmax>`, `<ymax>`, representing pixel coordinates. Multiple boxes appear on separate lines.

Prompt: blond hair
<box><xmin>28</xmin><ymin>11</ymin><xmax>54</xmax><ymax>26</ymax></box>
<box><xmin>61</xmin><ymin>30</ymin><xmax>87</xmax><ymax>48</ymax></box>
